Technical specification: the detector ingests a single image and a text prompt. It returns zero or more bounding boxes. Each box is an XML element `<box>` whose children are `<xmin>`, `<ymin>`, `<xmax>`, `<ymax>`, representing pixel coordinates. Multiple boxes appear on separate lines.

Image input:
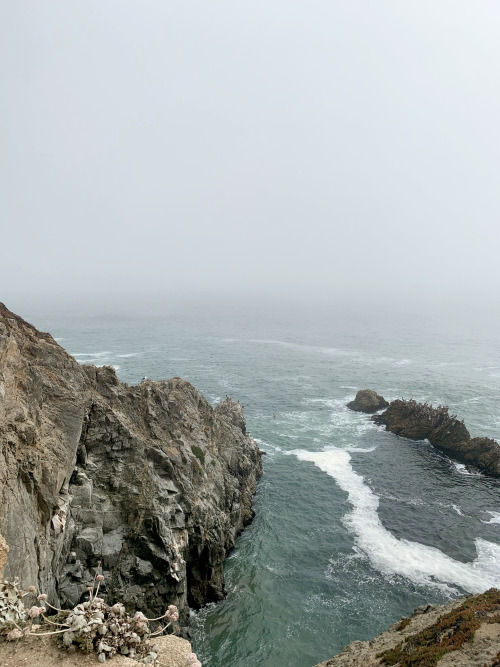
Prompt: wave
<box><xmin>225</xmin><ymin>338</ymin><xmax>357</xmax><ymax>357</ymax></box>
<box><xmin>72</xmin><ymin>351</ymin><xmax>110</xmax><ymax>358</ymax></box>
<box><xmin>116</xmin><ymin>352</ymin><xmax>139</xmax><ymax>358</ymax></box>
<box><xmin>482</xmin><ymin>512</ymin><xmax>500</xmax><ymax>525</ymax></box>
<box><xmin>452</xmin><ymin>461</ymin><xmax>482</xmax><ymax>477</ymax></box>
<box><xmin>293</xmin><ymin>448</ymin><xmax>500</xmax><ymax>594</ymax></box>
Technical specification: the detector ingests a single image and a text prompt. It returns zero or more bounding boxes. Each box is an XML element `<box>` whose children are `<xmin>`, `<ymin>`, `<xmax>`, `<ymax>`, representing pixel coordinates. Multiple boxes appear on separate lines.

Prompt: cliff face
<box><xmin>0</xmin><ymin>304</ymin><xmax>262</xmax><ymax>623</ymax></box>
<box><xmin>372</xmin><ymin>399</ymin><xmax>500</xmax><ymax>477</ymax></box>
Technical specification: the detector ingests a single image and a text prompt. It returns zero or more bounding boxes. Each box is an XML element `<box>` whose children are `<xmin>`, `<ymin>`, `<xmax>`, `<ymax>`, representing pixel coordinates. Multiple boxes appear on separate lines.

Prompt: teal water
<box><xmin>24</xmin><ymin>300</ymin><xmax>500</xmax><ymax>667</ymax></box>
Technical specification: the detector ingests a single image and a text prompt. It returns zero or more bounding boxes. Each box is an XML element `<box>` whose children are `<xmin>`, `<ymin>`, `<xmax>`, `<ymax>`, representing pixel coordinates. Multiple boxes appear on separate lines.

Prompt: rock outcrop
<box><xmin>372</xmin><ymin>399</ymin><xmax>500</xmax><ymax>477</ymax></box>
<box><xmin>347</xmin><ymin>390</ymin><xmax>389</xmax><ymax>413</ymax></box>
<box><xmin>314</xmin><ymin>589</ymin><xmax>500</xmax><ymax>666</ymax></box>
<box><xmin>0</xmin><ymin>303</ymin><xmax>262</xmax><ymax>626</ymax></box>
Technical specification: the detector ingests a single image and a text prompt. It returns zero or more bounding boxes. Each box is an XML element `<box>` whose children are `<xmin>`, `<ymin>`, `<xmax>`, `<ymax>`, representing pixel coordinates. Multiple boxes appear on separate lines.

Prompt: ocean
<box><xmin>22</xmin><ymin>298</ymin><xmax>500</xmax><ymax>667</ymax></box>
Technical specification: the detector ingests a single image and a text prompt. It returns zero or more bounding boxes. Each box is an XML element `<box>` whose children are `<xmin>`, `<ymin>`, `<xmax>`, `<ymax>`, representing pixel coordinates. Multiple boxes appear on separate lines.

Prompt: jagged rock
<box><xmin>0</xmin><ymin>303</ymin><xmax>262</xmax><ymax>627</ymax></box>
<box><xmin>346</xmin><ymin>390</ymin><xmax>389</xmax><ymax>413</ymax></box>
<box><xmin>372</xmin><ymin>399</ymin><xmax>500</xmax><ymax>477</ymax></box>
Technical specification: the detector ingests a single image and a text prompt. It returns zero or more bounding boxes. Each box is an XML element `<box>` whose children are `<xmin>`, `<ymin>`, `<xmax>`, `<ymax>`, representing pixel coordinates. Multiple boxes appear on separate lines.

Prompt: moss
<box><xmin>378</xmin><ymin>588</ymin><xmax>500</xmax><ymax>667</ymax></box>
<box><xmin>192</xmin><ymin>446</ymin><xmax>205</xmax><ymax>466</ymax></box>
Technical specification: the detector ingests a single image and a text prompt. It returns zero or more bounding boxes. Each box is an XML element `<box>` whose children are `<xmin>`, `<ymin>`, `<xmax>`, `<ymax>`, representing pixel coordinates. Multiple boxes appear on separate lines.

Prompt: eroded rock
<box><xmin>372</xmin><ymin>399</ymin><xmax>500</xmax><ymax>477</ymax></box>
<box><xmin>347</xmin><ymin>390</ymin><xmax>389</xmax><ymax>413</ymax></box>
<box><xmin>0</xmin><ymin>303</ymin><xmax>262</xmax><ymax>628</ymax></box>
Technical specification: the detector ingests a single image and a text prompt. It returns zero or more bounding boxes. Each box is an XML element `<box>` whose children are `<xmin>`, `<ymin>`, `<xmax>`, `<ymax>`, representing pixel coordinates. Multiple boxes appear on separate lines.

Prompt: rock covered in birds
<box><xmin>346</xmin><ymin>390</ymin><xmax>389</xmax><ymax>413</ymax></box>
<box><xmin>372</xmin><ymin>398</ymin><xmax>500</xmax><ymax>477</ymax></box>
<box><xmin>0</xmin><ymin>303</ymin><xmax>262</xmax><ymax>628</ymax></box>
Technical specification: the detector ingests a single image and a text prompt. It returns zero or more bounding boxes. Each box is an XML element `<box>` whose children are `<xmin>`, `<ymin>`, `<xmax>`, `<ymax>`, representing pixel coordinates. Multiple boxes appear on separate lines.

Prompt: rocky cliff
<box><xmin>314</xmin><ymin>589</ymin><xmax>500</xmax><ymax>666</ymax></box>
<box><xmin>0</xmin><ymin>303</ymin><xmax>262</xmax><ymax>627</ymax></box>
<box><xmin>372</xmin><ymin>399</ymin><xmax>500</xmax><ymax>477</ymax></box>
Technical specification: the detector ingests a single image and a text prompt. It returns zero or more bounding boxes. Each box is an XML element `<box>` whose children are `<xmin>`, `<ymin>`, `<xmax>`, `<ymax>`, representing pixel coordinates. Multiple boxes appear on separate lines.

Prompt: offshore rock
<box><xmin>0</xmin><ymin>303</ymin><xmax>262</xmax><ymax>624</ymax></box>
<box><xmin>313</xmin><ymin>589</ymin><xmax>500</xmax><ymax>666</ymax></box>
<box><xmin>346</xmin><ymin>390</ymin><xmax>388</xmax><ymax>413</ymax></box>
<box><xmin>372</xmin><ymin>398</ymin><xmax>500</xmax><ymax>477</ymax></box>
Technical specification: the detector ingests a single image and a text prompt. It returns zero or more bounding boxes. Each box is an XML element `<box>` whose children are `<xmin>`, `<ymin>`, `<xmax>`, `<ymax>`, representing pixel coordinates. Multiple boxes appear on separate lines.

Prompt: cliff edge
<box><xmin>0</xmin><ymin>303</ymin><xmax>262</xmax><ymax>626</ymax></box>
<box><xmin>314</xmin><ymin>589</ymin><xmax>500</xmax><ymax>666</ymax></box>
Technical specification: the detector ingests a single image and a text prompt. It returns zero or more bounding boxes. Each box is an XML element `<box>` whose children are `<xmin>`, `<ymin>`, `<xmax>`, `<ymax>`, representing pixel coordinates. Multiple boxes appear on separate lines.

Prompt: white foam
<box><xmin>72</xmin><ymin>351</ymin><xmax>110</xmax><ymax>358</ymax></box>
<box><xmin>293</xmin><ymin>448</ymin><xmax>500</xmax><ymax>593</ymax></box>
<box><xmin>245</xmin><ymin>339</ymin><xmax>357</xmax><ymax>357</ymax></box>
<box><xmin>452</xmin><ymin>461</ymin><xmax>482</xmax><ymax>477</ymax></box>
<box><xmin>482</xmin><ymin>512</ymin><xmax>500</xmax><ymax>525</ymax></box>
<box><xmin>116</xmin><ymin>353</ymin><xmax>139</xmax><ymax>358</ymax></box>
<box><xmin>452</xmin><ymin>504</ymin><xmax>464</xmax><ymax>516</ymax></box>
<box><xmin>54</xmin><ymin>337</ymin><xmax>64</xmax><ymax>342</ymax></box>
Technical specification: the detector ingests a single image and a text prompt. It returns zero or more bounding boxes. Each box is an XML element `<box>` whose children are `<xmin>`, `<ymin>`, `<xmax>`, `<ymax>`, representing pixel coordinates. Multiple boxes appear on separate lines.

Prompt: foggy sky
<box><xmin>1</xmin><ymin>1</ymin><xmax>499</xmax><ymax>307</ymax></box>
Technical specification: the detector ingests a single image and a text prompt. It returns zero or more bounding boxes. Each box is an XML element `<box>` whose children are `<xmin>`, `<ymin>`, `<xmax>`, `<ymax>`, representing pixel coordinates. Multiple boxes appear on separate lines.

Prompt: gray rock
<box><xmin>346</xmin><ymin>389</ymin><xmax>389</xmax><ymax>413</ymax></box>
<box><xmin>0</xmin><ymin>302</ymin><xmax>263</xmax><ymax>625</ymax></box>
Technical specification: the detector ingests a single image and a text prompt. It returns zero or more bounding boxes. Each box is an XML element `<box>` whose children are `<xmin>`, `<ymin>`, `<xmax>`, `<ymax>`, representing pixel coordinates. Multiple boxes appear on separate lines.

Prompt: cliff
<box><xmin>314</xmin><ymin>589</ymin><xmax>500</xmax><ymax>666</ymax></box>
<box><xmin>372</xmin><ymin>399</ymin><xmax>500</xmax><ymax>477</ymax></box>
<box><xmin>0</xmin><ymin>303</ymin><xmax>262</xmax><ymax>626</ymax></box>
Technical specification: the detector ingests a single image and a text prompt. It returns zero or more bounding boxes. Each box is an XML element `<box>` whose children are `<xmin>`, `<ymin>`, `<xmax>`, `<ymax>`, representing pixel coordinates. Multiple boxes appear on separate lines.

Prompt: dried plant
<box><xmin>0</xmin><ymin>569</ymin><xmax>201</xmax><ymax>666</ymax></box>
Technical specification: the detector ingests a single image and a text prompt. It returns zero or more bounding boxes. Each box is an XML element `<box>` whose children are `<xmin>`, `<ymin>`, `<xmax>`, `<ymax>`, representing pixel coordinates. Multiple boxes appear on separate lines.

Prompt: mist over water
<box><xmin>19</xmin><ymin>298</ymin><xmax>500</xmax><ymax>667</ymax></box>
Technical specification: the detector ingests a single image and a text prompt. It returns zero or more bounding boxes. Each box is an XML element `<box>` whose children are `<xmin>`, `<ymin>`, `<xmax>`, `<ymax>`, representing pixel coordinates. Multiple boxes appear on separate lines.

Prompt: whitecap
<box><xmin>452</xmin><ymin>504</ymin><xmax>464</xmax><ymax>516</ymax></box>
<box><xmin>116</xmin><ymin>353</ymin><xmax>139</xmax><ymax>358</ymax></box>
<box><xmin>452</xmin><ymin>461</ymin><xmax>482</xmax><ymax>477</ymax></box>
<box><xmin>54</xmin><ymin>337</ymin><xmax>64</xmax><ymax>342</ymax></box>
<box><xmin>245</xmin><ymin>339</ymin><xmax>357</xmax><ymax>357</ymax></box>
<box><xmin>72</xmin><ymin>351</ymin><xmax>110</xmax><ymax>358</ymax></box>
<box><xmin>482</xmin><ymin>512</ymin><xmax>500</xmax><ymax>525</ymax></box>
<box><xmin>293</xmin><ymin>448</ymin><xmax>500</xmax><ymax>594</ymax></box>
<box><xmin>112</xmin><ymin>365</ymin><xmax>120</xmax><ymax>371</ymax></box>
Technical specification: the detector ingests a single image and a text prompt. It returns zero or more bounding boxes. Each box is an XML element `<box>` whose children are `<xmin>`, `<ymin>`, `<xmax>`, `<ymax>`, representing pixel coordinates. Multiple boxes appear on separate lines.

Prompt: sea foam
<box><xmin>294</xmin><ymin>448</ymin><xmax>500</xmax><ymax>594</ymax></box>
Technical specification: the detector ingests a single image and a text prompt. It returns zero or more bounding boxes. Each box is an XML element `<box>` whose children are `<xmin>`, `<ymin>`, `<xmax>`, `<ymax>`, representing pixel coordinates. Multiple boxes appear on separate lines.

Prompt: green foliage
<box><xmin>192</xmin><ymin>446</ymin><xmax>205</xmax><ymax>466</ymax></box>
<box><xmin>379</xmin><ymin>588</ymin><xmax>500</xmax><ymax>667</ymax></box>
<box><xmin>395</xmin><ymin>617</ymin><xmax>410</xmax><ymax>632</ymax></box>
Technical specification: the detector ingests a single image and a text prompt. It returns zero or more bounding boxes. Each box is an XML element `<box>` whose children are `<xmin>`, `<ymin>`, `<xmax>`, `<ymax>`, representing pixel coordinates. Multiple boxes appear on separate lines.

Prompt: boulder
<box><xmin>346</xmin><ymin>390</ymin><xmax>389</xmax><ymax>413</ymax></box>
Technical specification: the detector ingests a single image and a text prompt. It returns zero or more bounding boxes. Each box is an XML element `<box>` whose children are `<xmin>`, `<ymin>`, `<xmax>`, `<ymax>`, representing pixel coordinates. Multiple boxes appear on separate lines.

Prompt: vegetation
<box><xmin>378</xmin><ymin>588</ymin><xmax>500</xmax><ymax>667</ymax></box>
<box><xmin>0</xmin><ymin>568</ymin><xmax>202</xmax><ymax>666</ymax></box>
<box><xmin>395</xmin><ymin>617</ymin><xmax>411</xmax><ymax>632</ymax></box>
<box><xmin>192</xmin><ymin>446</ymin><xmax>205</xmax><ymax>466</ymax></box>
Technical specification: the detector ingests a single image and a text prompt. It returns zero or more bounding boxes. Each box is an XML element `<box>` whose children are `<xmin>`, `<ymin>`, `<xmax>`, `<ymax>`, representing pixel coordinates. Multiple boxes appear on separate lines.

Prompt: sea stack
<box><xmin>346</xmin><ymin>389</ymin><xmax>389</xmax><ymax>413</ymax></box>
<box><xmin>373</xmin><ymin>399</ymin><xmax>500</xmax><ymax>477</ymax></box>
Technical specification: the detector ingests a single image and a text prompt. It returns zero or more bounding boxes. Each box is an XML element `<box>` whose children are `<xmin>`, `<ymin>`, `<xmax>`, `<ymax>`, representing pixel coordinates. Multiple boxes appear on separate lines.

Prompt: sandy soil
<box><xmin>0</xmin><ymin>634</ymin><xmax>193</xmax><ymax>667</ymax></box>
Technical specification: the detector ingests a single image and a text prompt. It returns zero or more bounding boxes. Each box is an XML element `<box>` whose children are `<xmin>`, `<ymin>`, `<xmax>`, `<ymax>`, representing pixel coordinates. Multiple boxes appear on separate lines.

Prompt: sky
<box><xmin>1</xmin><ymin>1</ymin><xmax>499</xmax><ymax>309</ymax></box>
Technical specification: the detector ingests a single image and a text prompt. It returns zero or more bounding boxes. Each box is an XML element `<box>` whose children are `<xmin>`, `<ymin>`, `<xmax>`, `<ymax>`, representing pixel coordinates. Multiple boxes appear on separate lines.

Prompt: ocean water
<box><xmin>24</xmin><ymin>299</ymin><xmax>500</xmax><ymax>667</ymax></box>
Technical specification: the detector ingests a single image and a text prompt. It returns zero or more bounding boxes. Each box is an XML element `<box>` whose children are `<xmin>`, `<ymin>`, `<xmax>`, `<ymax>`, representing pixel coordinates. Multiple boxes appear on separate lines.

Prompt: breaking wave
<box><xmin>294</xmin><ymin>448</ymin><xmax>500</xmax><ymax>594</ymax></box>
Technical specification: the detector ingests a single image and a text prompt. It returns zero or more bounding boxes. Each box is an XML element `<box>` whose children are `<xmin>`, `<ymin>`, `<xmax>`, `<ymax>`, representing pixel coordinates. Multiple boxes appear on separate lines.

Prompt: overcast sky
<box><xmin>1</xmin><ymin>1</ymin><xmax>499</xmax><ymax>308</ymax></box>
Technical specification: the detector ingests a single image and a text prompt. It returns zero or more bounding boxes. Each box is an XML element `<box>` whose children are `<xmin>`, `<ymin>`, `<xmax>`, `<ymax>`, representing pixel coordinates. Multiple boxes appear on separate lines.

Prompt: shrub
<box><xmin>192</xmin><ymin>446</ymin><xmax>205</xmax><ymax>466</ymax></box>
